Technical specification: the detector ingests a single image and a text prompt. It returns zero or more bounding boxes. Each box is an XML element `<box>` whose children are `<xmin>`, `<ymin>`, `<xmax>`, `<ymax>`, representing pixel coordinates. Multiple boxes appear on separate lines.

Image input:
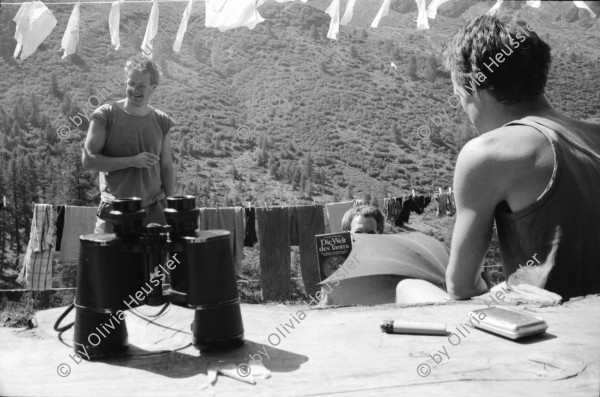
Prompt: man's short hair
<box><xmin>443</xmin><ymin>14</ymin><xmax>551</xmax><ymax>104</ymax></box>
<box><xmin>341</xmin><ymin>205</ymin><xmax>385</xmax><ymax>234</ymax></box>
<box><xmin>124</xmin><ymin>54</ymin><xmax>161</xmax><ymax>86</ymax></box>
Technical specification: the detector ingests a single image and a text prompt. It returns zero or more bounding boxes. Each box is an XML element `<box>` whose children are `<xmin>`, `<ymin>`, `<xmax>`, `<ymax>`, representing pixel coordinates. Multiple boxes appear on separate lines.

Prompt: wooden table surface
<box><xmin>1</xmin><ymin>295</ymin><xmax>599</xmax><ymax>397</ymax></box>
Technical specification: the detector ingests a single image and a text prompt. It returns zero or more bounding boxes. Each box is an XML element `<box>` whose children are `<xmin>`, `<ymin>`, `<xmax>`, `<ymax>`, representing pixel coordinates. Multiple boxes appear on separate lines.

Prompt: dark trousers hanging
<box><xmin>244</xmin><ymin>207</ymin><xmax>258</xmax><ymax>247</ymax></box>
<box><xmin>256</xmin><ymin>207</ymin><xmax>291</xmax><ymax>301</ymax></box>
<box><xmin>296</xmin><ymin>205</ymin><xmax>326</xmax><ymax>297</ymax></box>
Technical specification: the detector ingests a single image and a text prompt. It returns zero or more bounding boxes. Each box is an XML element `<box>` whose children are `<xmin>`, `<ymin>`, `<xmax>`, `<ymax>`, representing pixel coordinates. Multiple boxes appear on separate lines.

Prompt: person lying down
<box><xmin>317</xmin><ymin>231</ymin><xmax>561</xmax><ymax>307</ymax></box>
<box><xmin>317</xmin><ymin>232</ymin><xmax>450</xmax><ymax>306</ymax></box>
<box><xmin>318</xmin><ymin>204</ymin><xmax>561</xmax><ymax>306</ymax></box>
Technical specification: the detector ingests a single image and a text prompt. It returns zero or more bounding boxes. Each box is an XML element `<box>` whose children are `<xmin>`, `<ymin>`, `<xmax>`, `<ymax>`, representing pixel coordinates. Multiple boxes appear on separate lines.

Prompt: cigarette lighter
<box><xmin>380</xmin><ymin>320</ymin><xmax>447</xmax><ymax>335</ymax></box>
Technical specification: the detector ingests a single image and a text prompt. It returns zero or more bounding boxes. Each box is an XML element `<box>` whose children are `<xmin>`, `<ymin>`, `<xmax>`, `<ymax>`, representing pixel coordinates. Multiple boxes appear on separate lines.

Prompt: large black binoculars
<box><xmin>69</xmin><ymin>195</ymin><xmax>244</xmax><ymax>359</ymax></box>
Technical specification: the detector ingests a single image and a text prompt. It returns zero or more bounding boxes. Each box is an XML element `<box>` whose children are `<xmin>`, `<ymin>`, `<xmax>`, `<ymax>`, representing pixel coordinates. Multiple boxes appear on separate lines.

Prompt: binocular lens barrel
<box><xmin>109</xmin><ymin>198</ymin><xmax>146</xmax><ymax>237</ymax></box>
<box><xmin>165</xmin><ymin>195</ymin><xmax>199</xmax><ymax>237</ymax></box>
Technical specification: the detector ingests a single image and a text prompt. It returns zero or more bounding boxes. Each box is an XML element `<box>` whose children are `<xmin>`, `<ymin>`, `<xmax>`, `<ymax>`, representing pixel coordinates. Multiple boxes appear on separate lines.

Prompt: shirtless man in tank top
<box><xmin>82</xmin><ymin>54</ymin><xmax>176</xmax><ymax>233</ymax></box>
<box><xmin>440</xmin><ymin>15</ymin><xmax>600</xmax><ymax>300</ymax></box>
<box><xmin>397</xmin><ymin>14</ymin><xmax>600</xmax><ymax>303</ymax></box>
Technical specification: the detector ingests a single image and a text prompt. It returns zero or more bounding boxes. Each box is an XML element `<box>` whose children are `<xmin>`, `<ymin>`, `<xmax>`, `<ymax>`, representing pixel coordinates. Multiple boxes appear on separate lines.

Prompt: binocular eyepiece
<box><xmin>71</xmin><ymin>196</ymin><xmax>244</xmax><ymax>359</ymax></box>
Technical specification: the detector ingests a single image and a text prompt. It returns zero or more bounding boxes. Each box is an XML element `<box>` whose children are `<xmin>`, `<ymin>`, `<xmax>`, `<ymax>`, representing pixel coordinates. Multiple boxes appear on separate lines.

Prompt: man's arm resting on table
<box><xmin>82</xmin><ymin>119</ymin><xmax>159</xmax><ymax>172</ymax></box>
<box><xmin>160</xmin><ymin>133</ymin><xmax>175</xmax><ymax>197</ymax></box>
<box><xmin>446</xmin><ymin>136</ymin><xmax>512</xmax><ymax>300</ymax></box>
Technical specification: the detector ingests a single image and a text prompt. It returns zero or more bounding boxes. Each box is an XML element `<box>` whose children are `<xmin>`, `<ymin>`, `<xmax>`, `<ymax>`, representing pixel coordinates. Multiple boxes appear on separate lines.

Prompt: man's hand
<box><xmin>132</xmin><ymin>152</ymin><xmax>160</xmax><ymax>168</ymax></box>
<box><xmin>471</xmin><ymin>281</ymin><xmax>562</xmax><ymax>304</ymax></box>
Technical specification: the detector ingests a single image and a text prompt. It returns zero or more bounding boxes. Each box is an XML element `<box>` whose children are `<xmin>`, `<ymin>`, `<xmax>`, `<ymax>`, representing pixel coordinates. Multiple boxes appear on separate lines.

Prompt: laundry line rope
<box><xmin>2</xmin><ymin>0</ymin><xmax>201</xmax><ymax>6</ymax></box>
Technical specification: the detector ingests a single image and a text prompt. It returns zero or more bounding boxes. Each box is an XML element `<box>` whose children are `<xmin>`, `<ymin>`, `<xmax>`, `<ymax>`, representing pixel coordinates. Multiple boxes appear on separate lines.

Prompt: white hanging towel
<box><xmin>371</xmin><ymin>0</ymin><xmax>391</xmax><ymax>29</ymax></box>
<box><xmin>174</xmin><ymin>0</ymin><xmax>193</xmax><ymax>52</ymax></box>
<box><xmin>427</xmin><ymin>0</ymin><xmax>452</xmax><ymax>19</ymax></box>
<box><xmin>416</xmin><ymin>0</ymin><xmax>429</xmax><ymax>29</ymax></box>
<box><xmin>141</xmin><ymin>0</ymin><xmax>159</xmax><ymax>57</ymax></box>
<box><xmin>340</xmin><ymin>0</ymin><xmax>356</xmax><ymax>25</ymax></box>
<box><xmin>486</xmin><ymin>0</ymin><xmax>503</xmax><ymax>15</ymax></box>
<box><xmin>61</xmin><ymin>3</ymin><xmax>81</xmax><ymax>58</ymax></box>
<box><xmin>109</xmin><ymin>0</ymin><xmax>124</xmax><ymax>50</ymax></box>
<box><xmin>13</xmin><ymin>1</ymin><xmax>57</xmax><ymax>60</ymax></box>
<box><xmin>205</xmin><ymin>0</ymin><xmax>265</xmax><ymax>32</ymax></box>
<box><xmin>573</xmin><ymin>1</ymin><xmax>596</xmax><ymax>18</ymax></box>
<box><xmin>525</xmin><ymin>0</ymin><xmax>541</xmax><ymax>8</ymax></box>
<box><xmin>325</xmin><ymin>0</ymin><xmax>340</xmax><ymax>40</ymax></box>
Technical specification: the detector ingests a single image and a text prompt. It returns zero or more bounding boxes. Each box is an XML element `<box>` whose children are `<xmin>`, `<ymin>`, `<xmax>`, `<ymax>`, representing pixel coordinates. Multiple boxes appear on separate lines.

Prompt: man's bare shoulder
<box><xmin>458</xmin><ymin>124</ymin><xmax>545</xmax><ymax>166</ymax></box>
<box><xmin>455</xmin><ymin>124</ymin><xmax>550</xmax><ymax>201</ymax></box>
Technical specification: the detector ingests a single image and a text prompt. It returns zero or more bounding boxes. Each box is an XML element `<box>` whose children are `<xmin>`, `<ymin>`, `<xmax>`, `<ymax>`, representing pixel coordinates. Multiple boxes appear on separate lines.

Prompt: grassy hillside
<box><xmin>1</xmin><ymin>1</ymin><xmax>599</xmax><ymax>210</ymax></box>
<box><xmin>0</xmin><ymin>1</ymin><xmax>599</xmax><ymax>205</ymax></box>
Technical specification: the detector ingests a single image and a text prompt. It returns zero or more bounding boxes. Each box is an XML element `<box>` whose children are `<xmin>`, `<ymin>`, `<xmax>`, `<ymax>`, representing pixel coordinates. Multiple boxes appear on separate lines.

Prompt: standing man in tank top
<box><xmin>440</xmin><ymin>14</ymin><xmax>600</xmax><ymax>300</ymax></box>
<box><xmin>82</xmin><ymin>55</ymin><xmax>176</xmax><ymax>233</ymax></box>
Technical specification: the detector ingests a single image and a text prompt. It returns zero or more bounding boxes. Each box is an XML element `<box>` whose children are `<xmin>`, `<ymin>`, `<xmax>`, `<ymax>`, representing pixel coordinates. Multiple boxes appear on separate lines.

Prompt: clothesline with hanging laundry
<box><xmin>381</xmin><ymin>186</ymin><xmax>455</xmax><ymax>227</ymax></box>
<box><xmin>0</xmin><ymin>202</ymin><xmax>47</xmax><ymax>210</ymax></box>
<box><xmin>13</xmin><ymin>200</ymin><xmax>371</xmax><ymax>297</ymax></box>
<box><xmin>8</xmin><ymin>0</ymin><xmax>585</xmax><ymax>61</ymax></box>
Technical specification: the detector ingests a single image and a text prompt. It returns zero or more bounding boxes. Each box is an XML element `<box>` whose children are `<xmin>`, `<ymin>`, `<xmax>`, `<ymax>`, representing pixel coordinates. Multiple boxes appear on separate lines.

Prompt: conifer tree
<box><xmin>407</xmin><ymin>55</ymin><xmax>418</xmax><ymax>79</ymax></box>
<box><xmin>50</xmin><ymin>73</ymin><xmax>63</xmax><ymax>100</ymax></box>
<box><xmin>304</xmin><ymin>178</ymin><xmax>312</xmax><ymax>197</ymax></box>
<box><xmin>7</xmin><ymin>158</ymin><xmax>21</xmax><ymax>259</ymax></box>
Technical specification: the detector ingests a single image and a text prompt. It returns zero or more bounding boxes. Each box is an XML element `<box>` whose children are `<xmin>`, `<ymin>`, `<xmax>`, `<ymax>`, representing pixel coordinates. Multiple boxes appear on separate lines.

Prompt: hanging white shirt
<box><xmin>427</xmin><ymin>0</ymin><xmax>452</xmax><ymax>19</ymax></box>
<box><xmin>142</xmin><ymin>0</ymin><xmax>159</xmax><ymax>57</ymax></box>
<box><xmin>61</xmin><ymin>3</ymin><xmax>81</xmax><ymax>59</ymax></box>
<box><xmin>371</xmin><ymin>0</ymin><xmax>391</xmax><ymax>29</ymax></box>
<box><xmin>206</xmin><ymin>0</ymin><xmax>227</xmax><ymax>27</ymax></box>
<box><xmin>13</xmin><ymin>2</ymin><xmax>36</xmax><ymax>59</ymax></box>
<box><xmin>205</xmin><ymin>0</ymin><xmax>265</xmax><ymax>32</ymax></box>
<box><xmin>416</xmin><ymin>0</ymin><xmax>429</xmax><ymax>29</ymax></box>
<box><xmin>13</xmin><ymin>1</ymin><xmax>57</xmax><ymax>60</ymax></box>
<box><xmin>573</xmin><ymin>1</ymin><xmax>596</xmax><ymax>18</ymax></box>
<box><xmin>174</xmin><ymin>0</ymin><xmax>193</xmax><ymax>52</ymax></box>
<box><xmin>340</xmin><ymin>0</ymin><xmax>356</xmax><ymax>25</ymax></box>
<box><xmin>487</xmin><ymin>0</ymin><xmax>503</xmax><ymax>15</ymax></box>
<box><xmin>109</xmin><ymin>0</ymin><xmax>124</xmax><ymax>50</ymax></box>
<box><xmin>325</xmin><ymin>0</ymin><xmax>340</xmax><ymax>40</ymax></box>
